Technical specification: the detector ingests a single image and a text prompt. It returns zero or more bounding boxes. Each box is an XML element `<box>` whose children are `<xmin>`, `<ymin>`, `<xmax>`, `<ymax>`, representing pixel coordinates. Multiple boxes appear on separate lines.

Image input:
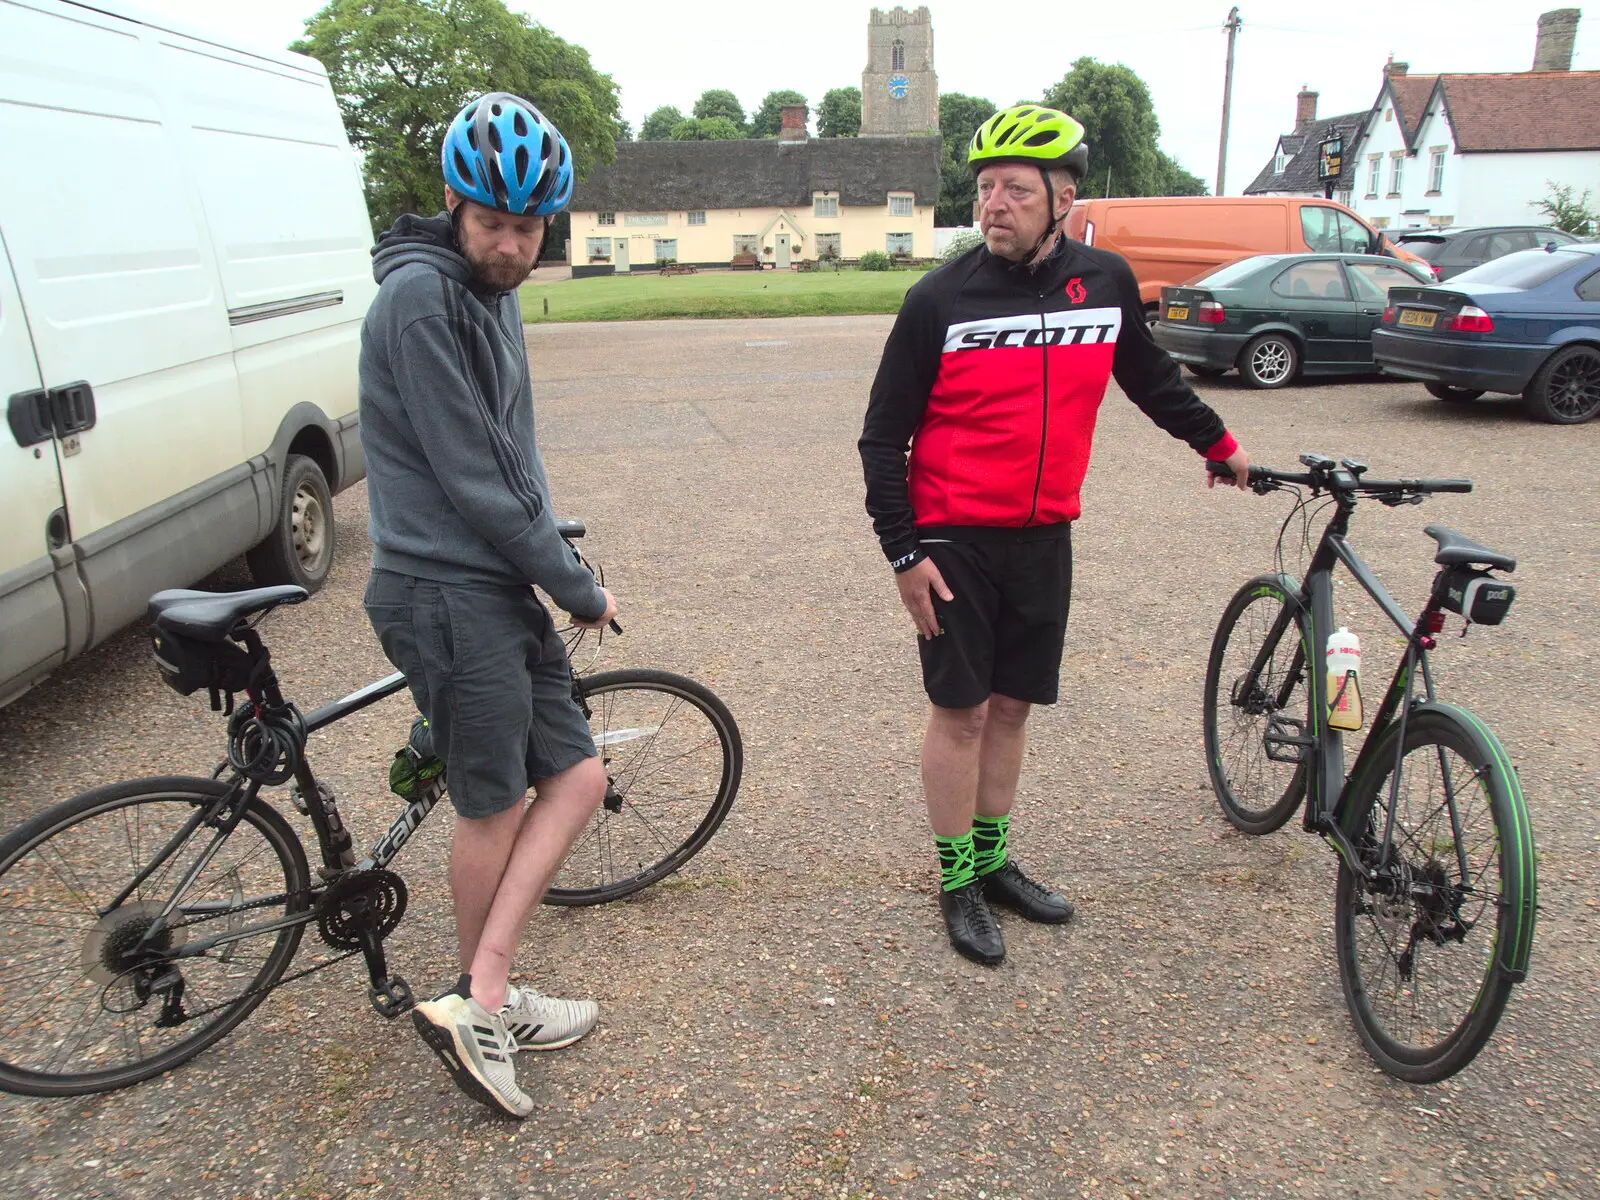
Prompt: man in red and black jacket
<box><xmin>859</xmin><ymin>104</ymin><xmax>1251</xmax><ymax>966</ymax></box>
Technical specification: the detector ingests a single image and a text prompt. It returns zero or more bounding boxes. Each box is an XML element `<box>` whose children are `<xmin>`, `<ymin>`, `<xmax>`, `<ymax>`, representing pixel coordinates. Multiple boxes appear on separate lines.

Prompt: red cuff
<box><xmin>1203</xmin><ymin>432</ymin><xmax>1239</xmax><ymax>461</ymax></box>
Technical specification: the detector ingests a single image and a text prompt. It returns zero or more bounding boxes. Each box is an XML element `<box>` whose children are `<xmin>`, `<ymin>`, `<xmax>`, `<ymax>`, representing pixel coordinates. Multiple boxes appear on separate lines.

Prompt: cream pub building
<box><xmin>567</xmin><ymin>7</ymin><xmax>943</xmax><ymax>276</ymax></box>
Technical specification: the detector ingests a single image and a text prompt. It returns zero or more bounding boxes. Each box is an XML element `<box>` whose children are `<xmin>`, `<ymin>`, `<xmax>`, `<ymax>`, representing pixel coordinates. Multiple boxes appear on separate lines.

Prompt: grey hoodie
<box><xmin>358</xmin><ymin>213</ymin><xmax>606</xmax><ymax>621</ymax></box>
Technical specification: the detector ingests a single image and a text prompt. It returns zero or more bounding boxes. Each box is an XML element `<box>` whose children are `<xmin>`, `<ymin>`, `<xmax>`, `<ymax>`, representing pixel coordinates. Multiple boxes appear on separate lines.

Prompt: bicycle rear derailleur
<box><xmin>317</xmin><ymin>869</ymin><xmax>414</xmax><ymax>1018</ymax></box>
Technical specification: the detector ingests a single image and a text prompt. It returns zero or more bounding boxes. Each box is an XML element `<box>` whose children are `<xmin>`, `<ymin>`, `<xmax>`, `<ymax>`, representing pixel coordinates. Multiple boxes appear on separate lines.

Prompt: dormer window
<box><xmin>1274</xmin><ymin>146</ymin><xmax>1289</xmax><ymax>175</ymax></box>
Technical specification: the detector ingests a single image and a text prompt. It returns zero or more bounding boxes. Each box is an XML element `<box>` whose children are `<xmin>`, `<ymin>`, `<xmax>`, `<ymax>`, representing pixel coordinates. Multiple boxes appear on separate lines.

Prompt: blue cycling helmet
<box><xmin>440</xmin><ymin>92</ymin><xmax>573</xmax><ymax>216</ymax></box>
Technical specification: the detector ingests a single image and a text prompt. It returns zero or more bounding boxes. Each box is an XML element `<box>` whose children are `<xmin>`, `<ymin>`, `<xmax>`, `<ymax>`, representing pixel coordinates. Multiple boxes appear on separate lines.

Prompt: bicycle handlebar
<box><xmin>1205</xmin><ymin>460</ymin><xmax>1472</xmax><ymax>496</ymax></box>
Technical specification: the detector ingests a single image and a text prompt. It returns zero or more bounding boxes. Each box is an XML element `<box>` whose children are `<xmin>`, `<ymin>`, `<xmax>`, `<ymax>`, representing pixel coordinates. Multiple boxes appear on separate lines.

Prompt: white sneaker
<box><xmin>500</xmin><ymin>983</ymin><xmax>599</xmax><ymax>1051</ymax></box>
<box><xmin>411</xmin><ymin>975</ymin><xmax>533</xmax><ymax>1118</ymax></box>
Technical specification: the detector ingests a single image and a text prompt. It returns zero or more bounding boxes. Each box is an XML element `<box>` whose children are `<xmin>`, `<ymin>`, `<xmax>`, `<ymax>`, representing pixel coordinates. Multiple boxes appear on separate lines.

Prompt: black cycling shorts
<box><xmin>915</xmin><ymin>529</ymin><xmax>1073</xmax><ymax>709</ymax></box>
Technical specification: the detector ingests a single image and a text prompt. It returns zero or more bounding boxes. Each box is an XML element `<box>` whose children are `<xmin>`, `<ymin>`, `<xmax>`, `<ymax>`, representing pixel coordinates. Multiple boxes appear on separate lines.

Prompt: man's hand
<box><xmin>895</xmin><ymin>559</ymin><xmax>953</xmax><ymax>639</ymax></box>
<box><xmin>1207</xmin><ymin>447</ymin><xmax>1253</xmax><ymax>492</ymax></box>
<box><xmin>571</xmin><ymin>587</ymin><xmax>617</xmax><ymax>630</ymax></box>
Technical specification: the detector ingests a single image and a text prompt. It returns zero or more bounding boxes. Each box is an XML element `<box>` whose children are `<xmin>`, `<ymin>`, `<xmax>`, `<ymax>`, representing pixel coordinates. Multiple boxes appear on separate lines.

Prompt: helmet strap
<box><xmin>1024</xmin><ymin>166</ymin><xmax>1067</xmax><ymax>269</ymax></box>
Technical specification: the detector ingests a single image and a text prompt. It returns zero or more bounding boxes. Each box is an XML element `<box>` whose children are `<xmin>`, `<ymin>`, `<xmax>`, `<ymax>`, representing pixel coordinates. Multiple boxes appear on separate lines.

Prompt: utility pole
<box><xmin>1216</xmin><ymin>6</ymin><xmax>1242</xmax><ymax>196</ymax></box>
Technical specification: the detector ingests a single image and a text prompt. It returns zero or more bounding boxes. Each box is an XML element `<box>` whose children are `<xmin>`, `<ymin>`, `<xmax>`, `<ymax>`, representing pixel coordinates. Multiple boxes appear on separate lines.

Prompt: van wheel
<box><xmin>247</xmin><ymin>454</ymin><xmax>334</xmax><ymax>593</ymax></box>
<box><xmin>1522</xmin><ymin>345</ymin><xmax>1600</xmax><ymax>424</ymax></box>
<box><xmin>1424</xmin><ymin>383</ymin><xmax>1485</xmax><ymax>403</ymax></box>
<box><xmin>1144</xmin><ymin>305</ymin><xmax>1159</xmax><ymax>333</ymax></box>
<box><xmin>1239</xmin><ymin>335</ymin><xmax>1299</xmax><ymax>389</ymax></box>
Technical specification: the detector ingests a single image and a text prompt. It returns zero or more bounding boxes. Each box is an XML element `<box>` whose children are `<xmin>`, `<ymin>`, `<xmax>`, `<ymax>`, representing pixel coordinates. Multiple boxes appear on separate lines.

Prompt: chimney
<box><xmin>1533</xmin><ymin>8</ymin><xmax>1579</xmax><ymax>71</ymax></box>
<box><xmin>1385</xmin><ymin>57</ymin><xmax>1409</xmax><ymax>79</ymax></box>
<box><xmin>779</xmin><ymin>104</ymin><xmax>809</xmax><ymax>143</ymax></box>
<box><xmin>1295</xmin><ymin>86</ymin><xmax>1319</xmax><ymax>132</ymax></box>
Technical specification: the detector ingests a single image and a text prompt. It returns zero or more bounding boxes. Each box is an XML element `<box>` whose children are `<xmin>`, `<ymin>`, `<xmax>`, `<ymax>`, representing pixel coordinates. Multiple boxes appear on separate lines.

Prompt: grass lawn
<box><xmin>518</xmin><ymin>267</ymin><xmax>932</xmax><ymax>323</ymax></box>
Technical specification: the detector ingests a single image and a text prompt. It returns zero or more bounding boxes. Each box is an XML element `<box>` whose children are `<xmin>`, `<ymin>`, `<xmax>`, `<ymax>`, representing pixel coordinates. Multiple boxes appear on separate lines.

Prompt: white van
<box><xmin>1</xmin><ymin>0</ymin><xmax>376</xmax><ymax>706</ymax></box>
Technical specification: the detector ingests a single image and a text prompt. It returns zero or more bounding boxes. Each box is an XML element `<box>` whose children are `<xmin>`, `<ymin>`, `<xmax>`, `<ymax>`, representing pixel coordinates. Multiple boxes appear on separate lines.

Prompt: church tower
<box><xmin>860</xmin><ymin>7</ymin><xmax>939</xmax><ymax>137</ymax></box>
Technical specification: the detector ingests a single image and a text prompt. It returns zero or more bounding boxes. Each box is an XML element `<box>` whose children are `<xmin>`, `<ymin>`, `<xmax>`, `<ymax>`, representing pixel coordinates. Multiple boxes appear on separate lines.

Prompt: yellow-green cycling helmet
<box><xmin>968</xmin><ymin>105</ymin><xmax>1089</xmax><ymax>181</ymax></box>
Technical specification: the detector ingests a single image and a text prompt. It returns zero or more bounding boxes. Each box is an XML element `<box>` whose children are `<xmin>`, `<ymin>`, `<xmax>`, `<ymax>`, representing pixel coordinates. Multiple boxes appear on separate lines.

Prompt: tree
<box><xmin>615</xmin><ymin>116</ymin><xmax>632</xmax><ymax>141</ymax></box>
<box><xmin>1042</xmin><ymin>57</ymin><xmax>1162</xmax><ymax>199</ymax></box>
<box><xmin>1534</xmin><ymin>181</ymin><xmax>1597</xmax><ymax>235</ymax></box>
<box><xmin>669</xmin><ymin>116</ymin><xmax>743</xmax><ymax>141</ymax></box>
<box><xmin>692</xmin><ymin>88</ymin><xmax>746</xmax><ymax>131</ymax></box>
<box><xmin>1156</xmin><ymin>150</ymin><xmax>1208</xmax><ymax>197</ymax></box>
<box><xmin>936</xmin><ymin>92</ymin><xmax>996</xmax><ymax>226</ymax></box>
<box><xmin>818</xmin><ymin>87</ymin><xmax>861</xmax><ymax>137</ymax></box>
<box><xmin>292</xmin><ymin>0</ymin><xmax>620</xmax><ymax>232</ymax></box>
<box><xmin>751</xmin><ymin>90</ymin><xmax>807</xmax><ymax>138</ymax></box>
<box><xmin>640</xmin><ymin>105</ymin><xmax>684</xmax><ymax>141</ymax></box>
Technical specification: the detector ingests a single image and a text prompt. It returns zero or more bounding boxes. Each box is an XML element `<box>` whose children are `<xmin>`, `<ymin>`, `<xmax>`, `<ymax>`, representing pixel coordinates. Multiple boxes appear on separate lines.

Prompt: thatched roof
<box><xmin>571</xmin><ymin>136</ymin><xmax>943</xmax><ymax>211</ymax></box>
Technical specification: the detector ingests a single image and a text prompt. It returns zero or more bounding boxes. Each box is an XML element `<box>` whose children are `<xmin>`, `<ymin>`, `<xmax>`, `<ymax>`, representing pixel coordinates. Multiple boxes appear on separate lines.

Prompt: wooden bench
<box><xmin>730</xmin><ymin>253</ymin><xmax>761</xmax><ymax>271</ymax></box>
<box><xmin>658</xmin><ymin>263</ymin><xmax>698</xmax><ymax>276</ymax></box>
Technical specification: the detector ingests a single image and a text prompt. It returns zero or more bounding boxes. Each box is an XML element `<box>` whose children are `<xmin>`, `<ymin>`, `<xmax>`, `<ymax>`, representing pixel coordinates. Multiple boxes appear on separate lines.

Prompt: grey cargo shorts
<box><xmin>363</xmin><ymin>570</ymin><xmax>596</xmax><ymax>819</ymax></box>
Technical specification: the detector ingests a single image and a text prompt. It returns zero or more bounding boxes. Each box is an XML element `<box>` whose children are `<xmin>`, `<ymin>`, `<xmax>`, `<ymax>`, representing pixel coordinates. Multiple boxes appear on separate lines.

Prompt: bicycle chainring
<box><xmin>316</xmin><ymin>869</ymin><xmax>408</xmax><ymax>951</ymax></box>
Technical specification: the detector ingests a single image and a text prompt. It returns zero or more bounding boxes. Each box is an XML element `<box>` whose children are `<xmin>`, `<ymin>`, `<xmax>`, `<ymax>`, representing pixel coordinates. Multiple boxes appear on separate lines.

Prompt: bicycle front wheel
<box><xmin>0</xmin><ymin>777</ymin><xmax>310</xmax><ymax>1097</ymax></box>
<box><xmin>1334</xmin><ymin>708</ymin><xmax>1537</xmax><ymax>1083</ymax></box>
<box><xmin>1203</xmin><ymin>574</ymin><xmax>1312</xmax><ymax>834</ymax></box>
<box><xmin>544</xmin><ymin>669</ymin><xmax>742</xmax><ymax>906</ymax></box>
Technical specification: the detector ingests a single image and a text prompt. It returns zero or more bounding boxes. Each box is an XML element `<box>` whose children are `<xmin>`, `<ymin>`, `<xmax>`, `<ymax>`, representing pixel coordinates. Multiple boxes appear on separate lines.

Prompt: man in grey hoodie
<box><xmin>359</xmin><ymin>92</ymin><xmax>609</xmax><ymax>1119</ymax></box>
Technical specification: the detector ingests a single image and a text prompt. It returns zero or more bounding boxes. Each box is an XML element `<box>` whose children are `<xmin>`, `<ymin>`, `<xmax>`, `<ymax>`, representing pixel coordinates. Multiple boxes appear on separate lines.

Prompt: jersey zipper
<box><xmin>1023</xmin><ymin>290</ymin><xmax>1050</xmax><ymax>525</ymax></box>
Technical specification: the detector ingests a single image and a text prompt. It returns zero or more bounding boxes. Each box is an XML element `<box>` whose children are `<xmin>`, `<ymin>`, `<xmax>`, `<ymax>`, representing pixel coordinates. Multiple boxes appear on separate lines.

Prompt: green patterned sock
<box><xmin>972</xmin><ymin>813</ymin><xmax>1010</xmax><ymax>877</ymax></box>
<box><xmin>935</xmin><ymin>831</ymin><xmax>977</xmax><ymax>891</ymax></box>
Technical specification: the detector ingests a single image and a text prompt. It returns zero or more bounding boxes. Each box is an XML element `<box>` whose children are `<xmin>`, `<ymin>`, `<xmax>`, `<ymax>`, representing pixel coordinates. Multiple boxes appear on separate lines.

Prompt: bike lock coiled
<box><xmin>226</xmin><ymin>700</ymin><xmax>307</xmax><ymax>784</ymax></box>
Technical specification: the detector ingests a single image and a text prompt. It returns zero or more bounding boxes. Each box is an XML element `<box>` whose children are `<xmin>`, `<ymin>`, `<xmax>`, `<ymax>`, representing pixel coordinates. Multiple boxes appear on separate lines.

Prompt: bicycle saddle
<box><xmin>147</xmin><ymin>586</ymin><xmax>309</xmax><ymax>642</ymax></box>
<box><xmin>1423</xmin><ymin>525</ymin><xmax>1517</xmax><ymax>572</ymax></box>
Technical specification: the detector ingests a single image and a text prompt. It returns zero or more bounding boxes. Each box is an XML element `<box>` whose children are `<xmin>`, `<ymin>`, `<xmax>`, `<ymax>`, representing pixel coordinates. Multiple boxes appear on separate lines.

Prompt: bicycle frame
<box><xmin>1241</xmin><ymin>492</ymin><xmax>1450</xmax><ymax>879</ymax></box>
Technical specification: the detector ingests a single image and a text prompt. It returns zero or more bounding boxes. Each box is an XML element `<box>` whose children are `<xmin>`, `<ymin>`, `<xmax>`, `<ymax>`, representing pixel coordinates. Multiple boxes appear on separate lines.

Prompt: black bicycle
<box><xmin>1202</xmin><ymin>454</ymin><xmax>1536</xmax><ymax>1083</ymax></box>
<box><xmin>0</xmin><ymin>521</ymin><xmax>742</xmax><ymax>1098</ymax></box>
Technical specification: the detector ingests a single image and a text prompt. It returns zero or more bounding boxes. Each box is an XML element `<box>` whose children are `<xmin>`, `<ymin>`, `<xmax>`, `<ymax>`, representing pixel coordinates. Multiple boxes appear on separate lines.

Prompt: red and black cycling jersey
<box><xmin>859</xmin><ymin>237</ymin><xmax>1239</xmax><ymax>571</ymax></box>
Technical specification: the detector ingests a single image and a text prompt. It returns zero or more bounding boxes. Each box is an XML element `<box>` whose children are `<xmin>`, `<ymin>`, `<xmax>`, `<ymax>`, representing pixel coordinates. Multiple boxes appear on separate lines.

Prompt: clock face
<box><xmin>888</xmin><ymin>74</ymin><xmax>909</xmax><ymax>100</ymax></box>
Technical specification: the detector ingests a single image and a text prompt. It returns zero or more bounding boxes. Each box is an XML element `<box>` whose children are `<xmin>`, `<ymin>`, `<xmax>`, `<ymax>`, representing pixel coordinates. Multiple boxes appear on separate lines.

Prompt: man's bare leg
<box><xmin>976</xmin><ymin>693</ymin><xmax>1030</xmax><ymax>819</ymax></box>
<box><xmin>449</xmin><ymin>755</ymin><xmax>605</xmax><ymax>1010</ymax></box>
<box><xmin>922</xmin><ymin>700</ymin><xmax>988</xmax><ymax>837</ymax></box>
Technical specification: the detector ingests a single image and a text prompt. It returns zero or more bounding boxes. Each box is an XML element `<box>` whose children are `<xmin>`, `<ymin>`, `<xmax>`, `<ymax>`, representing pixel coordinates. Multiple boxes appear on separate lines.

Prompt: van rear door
<box><xmin>0</xmin><ymin>223</ymin><xmax>71</xmax><ymax>702</ymax></box>
<box><xmin>0</xmin><ymin>0</ymin><xmax>250</xmax><ymax>643</ymax></box>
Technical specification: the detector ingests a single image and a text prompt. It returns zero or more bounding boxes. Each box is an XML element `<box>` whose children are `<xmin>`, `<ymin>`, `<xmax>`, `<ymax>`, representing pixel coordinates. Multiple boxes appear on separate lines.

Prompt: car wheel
<box><xmin>1144</xmin><ymin>305</ymin><xmax>1159</xmax><ymax>333</ymax></box>
<box><xmin>1239</xmin><ymin>334</ymin><xmax>1299</xmax><ymax>389</ymax></box>
<box><xmin>1186</xmin><ymin>364</ymin><xmax>1228</xmax><ymax>379</ymax></box>
<box><xmin>246</xmin><ymin>454</ymin><xmax>335</xmax><ymax>592</ymax></box>
<box><xmin>1424</xmin><ymin>382</ymin><xmax>1485</xmax><ymax>403</ymax></box>
<box><xmin>1522</xmin><ymin>345</ymin><xmax>1600</xmax><ymax>424</ymax></box>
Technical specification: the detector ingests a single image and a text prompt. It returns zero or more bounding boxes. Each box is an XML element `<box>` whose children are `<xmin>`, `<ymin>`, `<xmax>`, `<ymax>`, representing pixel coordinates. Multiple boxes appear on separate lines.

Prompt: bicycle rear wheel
<box><xmin>1203</xmin><ymin>574</ymin><xmax>1312</xmax><ymax>834</ymax></box>
<box><xmin>544</xmin><ymin>669</ymin><xmax>742</xmax><ymax>906</ymax></box>
<box><xmin>0</xmin><ymin>777</ymin><xmax>310</xmax><ymax>1097</ymax></box>
<box><xmin>1334</xmin><ymin>708</ymin><xmax>1537</xmax><ymax>1083</ymax></box>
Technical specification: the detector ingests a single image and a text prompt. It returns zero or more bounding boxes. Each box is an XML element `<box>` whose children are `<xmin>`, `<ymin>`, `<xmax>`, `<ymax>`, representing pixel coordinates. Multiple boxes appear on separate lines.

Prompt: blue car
<box><xmin>1372</xmin><ymin>242</ymin><xmax>1600</xmax><ymax>423</ymax></box>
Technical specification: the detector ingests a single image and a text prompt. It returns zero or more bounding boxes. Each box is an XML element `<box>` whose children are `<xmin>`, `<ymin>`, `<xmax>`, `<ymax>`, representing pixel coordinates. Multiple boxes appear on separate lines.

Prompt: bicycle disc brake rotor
<box><xmin>81</xmin><ymin>900</ymin><xmax>186</xmax><ymax>986</ymax></box>
<box><xmin>317</xmin><ymin>869</ymin><xmax>408</xmax><ymax>950</ymax></box>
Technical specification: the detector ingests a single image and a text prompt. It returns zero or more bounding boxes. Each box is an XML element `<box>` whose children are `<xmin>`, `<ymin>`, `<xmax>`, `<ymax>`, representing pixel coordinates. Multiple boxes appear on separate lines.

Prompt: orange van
<box><xmin>1065</xmin><ymin>196</ymin><xmax>1428</xmax><ymax>319</ymax></box>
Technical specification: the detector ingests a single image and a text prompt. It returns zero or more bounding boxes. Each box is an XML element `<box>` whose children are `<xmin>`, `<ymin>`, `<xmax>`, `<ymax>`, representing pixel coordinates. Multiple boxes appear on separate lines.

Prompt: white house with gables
<box><xmin>1246</xmin><ymin>8</ymin><xmax>1599</xmax><ymax>231</ymax></box>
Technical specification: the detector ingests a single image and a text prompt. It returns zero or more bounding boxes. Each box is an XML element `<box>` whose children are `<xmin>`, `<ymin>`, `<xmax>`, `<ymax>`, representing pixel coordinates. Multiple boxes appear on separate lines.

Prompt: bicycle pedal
<box><xmin>1264</xmin><ymin>714</ymin><xmax>1311</xmax><ymax>764</ymax></box>
<box><xmin>369</xmin><ymin>975</ymin><xmax>414</xmax><ymax>1019</ymax></box>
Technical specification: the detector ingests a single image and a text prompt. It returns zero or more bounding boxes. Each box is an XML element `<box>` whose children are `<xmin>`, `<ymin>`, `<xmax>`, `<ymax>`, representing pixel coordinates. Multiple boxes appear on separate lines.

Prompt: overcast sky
<box><xmin>137</xmin><ymin>0</ymin><xmax>1598</xmax><ymax>197</ymax></box>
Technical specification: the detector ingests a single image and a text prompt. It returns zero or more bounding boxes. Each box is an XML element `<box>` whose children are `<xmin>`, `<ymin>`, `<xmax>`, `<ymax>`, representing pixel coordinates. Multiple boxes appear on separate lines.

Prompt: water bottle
<box><xmin>1326</xmin><ymin>627</ymin><xmax>1363</xmax><ymax>732</ymax></box>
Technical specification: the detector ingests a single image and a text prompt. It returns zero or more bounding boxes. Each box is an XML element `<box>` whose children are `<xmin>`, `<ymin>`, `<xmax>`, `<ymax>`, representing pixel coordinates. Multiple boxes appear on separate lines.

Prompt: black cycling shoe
<box><xmin>981</xmin><ymin>861</ymin><xmax>1075</xmax><ymax>924</ymax></box>
<box><xmin>938</xmin><ymin>881</ymin><xmax>1005</xmax><ymax>966</ymax></box>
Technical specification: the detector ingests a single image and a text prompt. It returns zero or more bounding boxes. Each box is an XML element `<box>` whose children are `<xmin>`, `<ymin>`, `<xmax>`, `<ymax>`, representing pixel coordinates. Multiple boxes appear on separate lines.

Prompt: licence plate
<box><xmin>1398</xmin><ymin>309</ymin><xmax>1438</xmax><ymax>329</ymax></box>
<box><xmin>1166</xmin><ymin>305</ymin><xmax>1190</xmax><ymax>321</ymax></box>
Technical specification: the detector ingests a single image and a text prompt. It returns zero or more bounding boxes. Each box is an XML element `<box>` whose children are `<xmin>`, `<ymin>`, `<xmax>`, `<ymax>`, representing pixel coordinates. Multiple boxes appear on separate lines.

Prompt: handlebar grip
<box><xmin>609</xmin><ymin>619</ymin><xmax>623</xmax><ymax>635</ymax></box>
<box><xmin>1205</xmin><ymin>459</ymin><xmax>1236</xmax><ymax>480</ymax></box>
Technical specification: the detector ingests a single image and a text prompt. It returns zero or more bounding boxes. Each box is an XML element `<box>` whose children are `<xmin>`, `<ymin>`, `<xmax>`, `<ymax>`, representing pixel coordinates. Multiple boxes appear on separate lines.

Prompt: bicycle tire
<box><xmin>1203</xmin><ymin>574</ymin><xmax>1312</xmax><ymax>834</ymax></box>
<box><xmin>1334</xmin><ymin>707</ymin><xmax>1537</xmax><ymax>1083</ymax></box>
<box><xmin>0</xmin><ymin>777</ymin><xmax>310</xmax><ymax>1097</ymax></box>
<box><xmin>544</xmin><ymin>669</ymin><xmax>742</xmax><ymax>906</ymax></box>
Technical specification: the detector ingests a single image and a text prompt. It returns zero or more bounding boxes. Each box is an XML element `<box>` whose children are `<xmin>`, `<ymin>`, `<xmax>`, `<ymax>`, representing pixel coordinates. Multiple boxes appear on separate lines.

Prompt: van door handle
<box><xmin>8</xmin><ymin>389</ymin><xmax>52</xmax><ymax>446</ymax></box>
<box><xmin>49</xmin><ymin>381</ymin><xmax>96</xmax><ymax>435</ymax></box>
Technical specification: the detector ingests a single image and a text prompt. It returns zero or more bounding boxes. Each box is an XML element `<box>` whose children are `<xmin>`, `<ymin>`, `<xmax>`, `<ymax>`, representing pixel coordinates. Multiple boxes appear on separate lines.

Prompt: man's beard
<box><xmin>466</xmin><ymin>249</ymin><xmax>536</xmax><ymax>292</ymax></box>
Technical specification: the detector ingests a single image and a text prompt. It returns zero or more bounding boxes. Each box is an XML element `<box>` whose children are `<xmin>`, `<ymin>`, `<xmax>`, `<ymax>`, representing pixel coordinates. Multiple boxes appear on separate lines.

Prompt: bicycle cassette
<box><xmin>317</xmin><ymin>869</ymin><xmax>408</xmax><ymax>951</ymax></box>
